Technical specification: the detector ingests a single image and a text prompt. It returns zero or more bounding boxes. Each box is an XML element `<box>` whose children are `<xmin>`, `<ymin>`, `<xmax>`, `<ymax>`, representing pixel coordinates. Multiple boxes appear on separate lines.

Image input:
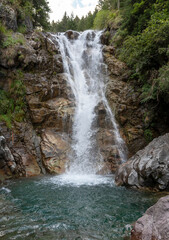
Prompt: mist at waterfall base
<box><xmin>0</xmin><ymin>31</ymin><xmax>158</xmax><ymax>240</ymax></box>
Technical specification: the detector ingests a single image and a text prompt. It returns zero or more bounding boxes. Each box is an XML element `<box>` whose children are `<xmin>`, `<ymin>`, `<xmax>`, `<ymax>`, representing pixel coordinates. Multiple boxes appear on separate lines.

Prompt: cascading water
<box><xmin>55</xmin><ymin>30</ymin><xmax>127</xmax><ymax>176</ymax></box>
<box><xmin>0</xmin><ymin>31</ymin><xmax>158</xmax><ymax>240</ymax></box>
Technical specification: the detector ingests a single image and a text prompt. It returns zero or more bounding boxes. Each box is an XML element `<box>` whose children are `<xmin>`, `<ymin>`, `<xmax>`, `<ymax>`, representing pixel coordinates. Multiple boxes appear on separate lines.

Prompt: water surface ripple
<box><xmin>0</xmin><ymin>175</ymin><xmax>158</xmax><ymax>240</ymax></box>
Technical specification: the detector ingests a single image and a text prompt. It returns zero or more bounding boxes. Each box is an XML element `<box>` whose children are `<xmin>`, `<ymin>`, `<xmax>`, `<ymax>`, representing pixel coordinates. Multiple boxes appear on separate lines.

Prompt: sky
<box><xmin>48</xmin><ymin>0</ymin><xmax>98</xmax><ymax>22</ymax></box>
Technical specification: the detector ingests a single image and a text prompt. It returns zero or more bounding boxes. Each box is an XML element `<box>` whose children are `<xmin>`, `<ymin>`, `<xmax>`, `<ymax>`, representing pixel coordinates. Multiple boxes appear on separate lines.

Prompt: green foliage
<box><xmin>18</xmin><ymin>25</ymin><xmax>27</xmax><ymax>34</ymax></box>
<box><xmin>141</xmin><ymin>83</ymin><xmax>157</xmax><ymax>102</ymax></box>
<box><xmin>120</xmin><ymin>14</ymin><xmax>169</xmax><ymax>70</ymax></box>
<box><xmin>0</xmin><ymin>21</ymin><xmax>9</xmax><ymax>45</ymax></box>
<box><xmin>155</xmin><ymin>64</ymin><xmax>169</xmax><ymax>95</ymax></box>
<box><xmin>94</xmin><ymin>10</ymin><xmax>119</xmax><ymax>29</ymax></box>
<box><xmin>32</xmin><ymin>0</ymin><xmax>51</xmax><ymax>30</ymax></box>
<box><xmin>93</xmin><ymin>10</ymin><xmax>110</xmax><ymax>29</ymax></box>
<box><xmin>119</xmin><ymin>3</ymin><xmax>169</xmax><ymax>99</ymax></box>
<box><xmin>0</xmin><ymin>70</ymin><xmax>26</xmax><ymax>128</ymax></box>
<box><xmin>7</xmin><ymin>0</ymin><xmax>51</xmax><ymax>31</ymax></box>
<box><xmin>144</xmin><ymin>129</ymin><xmax>153</xmax><ymax>142</ymax></box>
<box><xmin>97</xmin><ymin>0</ymin><xmax>122</xmax><ymax>10</ymax></box>
<box><xmin>2</xmin><ymin>33</ymin><xmax>25</xmax><ymax>48</ymax></box>
<box><xmin>0</xmin><ymin>22</ymin><xmax>7</xmax><ymax>35</ymax></box>
<box><xmin>0</xmin><ymin>115</ymin><xmax>12</xmax><ymax>129</ymax></box>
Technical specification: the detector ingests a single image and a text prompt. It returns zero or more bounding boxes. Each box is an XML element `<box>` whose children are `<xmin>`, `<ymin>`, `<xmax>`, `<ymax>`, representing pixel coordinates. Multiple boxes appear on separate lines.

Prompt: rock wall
<box><xmin>103</xmin><ymin>46</ymin><xmax>148</xmax><ymax>157</ymax></box>
<box><xmin>0</xmin><ymin>30</ymin><xmax>127</xmax><ymax>180</ymax></box>
<box><xmin>103</xmin><ymin>44</ymin><xmax>169</xmax><ymax>158</ymax></box>
<box><xmin>0</xmin><ymin>31</ymin><xmax>74</xmax><ymax>180</ymax></box>
<box><xmin>0</xmin><ymin>135</ymin><xmax>25</xmax><ymax>181</ymax></box>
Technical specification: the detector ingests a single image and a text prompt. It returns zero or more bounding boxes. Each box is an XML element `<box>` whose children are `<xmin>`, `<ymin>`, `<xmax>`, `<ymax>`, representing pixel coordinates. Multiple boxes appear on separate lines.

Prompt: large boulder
<box><xmin>131</xmin><ymin>195</ymin><xmax>169</xmax><ymax>240</ymax></box>
<box><xmin>115</xmin><ymin>133</ymin><xmax>169</xmax><ymax>191</ymax></box>
<box><xmin>64</xmin><ymin>30</ymin><xmax>79</xmax><ymax>40</ymax></box>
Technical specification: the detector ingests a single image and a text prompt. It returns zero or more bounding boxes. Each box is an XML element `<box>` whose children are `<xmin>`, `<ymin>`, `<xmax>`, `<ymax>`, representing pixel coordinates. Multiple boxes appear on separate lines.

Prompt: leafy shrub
<box><xmin>0</xmin><ymin>70</ymin><xmax>26</xmax><ymax>128</ymax></box>
<box><xmin>119</xmin><ymin>10</ymin><xmax>169</xmax><ymax>81</ymax></box>
<box><xmin>2</xmin><ymin>34</ymin><xmax>25</xmax><ymax>48</ymax></box>
<box><xmin>0</xmin><ymin>115</ymin><xmax>12</xmax><ymax>129</ymax></box>
<box><xmin>93</xmin><ymin>10</ymin><xmax>118</xmax><ymax>29</ymax></box>
<box><xmin>93</xmin><ymin>10</ymin><xmax>110</xmax><ymax>29</ymax></box>
<box><xmin>155</xmin><ymin>64</ymin><xmax>169</xmax><ymax>95</ymax></box>
<box><xmin>144</xmin><ymin>129</ymin><xmax>153</xmax><ymax>142</ymax></box>
<box><xmin>141</xmin><ymin>83</ymin><xmax>157</xmax><ymax>103</ymax></box>
<box><xmin>18</xmin><ymin>25</ymin><xmax>27</xmax><ymax>34</ymax></box>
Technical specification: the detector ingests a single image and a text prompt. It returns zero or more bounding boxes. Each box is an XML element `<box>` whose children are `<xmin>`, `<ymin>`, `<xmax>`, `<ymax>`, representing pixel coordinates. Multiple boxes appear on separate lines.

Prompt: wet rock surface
<box><xmin>131</xmin><ymin>195</ymin><xmax>169</xmax><ymax>240</ymax></box>
<box><xmin>0</xmin><ymin>31</ymin><xmax>73</xmax><ymax>179</ymax></box>
<box><xmin>115</xmin><ymin>133</ymin><xmax>169</xmax><ymax>191</ymax></box>
<box><xmin>103</xmin><ymin>46</ymin><xmax>150</xmax><ymax>157</ymax></box>
<box><xmin>41</xmin><ymin>129</ymin><xmax>71</xmax><ymax>174</ymax></box>
<box><xmin>64</xmin><ymin>30</ymin><xmax>80</xmax><ymax>40</ymax></box>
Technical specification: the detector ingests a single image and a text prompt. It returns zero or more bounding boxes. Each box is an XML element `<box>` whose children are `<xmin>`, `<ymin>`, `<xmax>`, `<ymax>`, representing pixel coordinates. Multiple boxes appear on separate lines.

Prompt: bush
<box><xmin>2</xmin><ymin>33</ymin><xmax>25</xmax><ymax>48</ymax></box>
<box><xmin>119</xmin><ymin>10</ymin><xmax>169</xmax><ymax>82</ymax></box>
<box><xmin>94</xmin><ymin>10</ymin><xmax>110</xmax><ymax>29</ymax></box>
<box><xmin>0</xmin><ymin>70</ymin><xmax>26</xmax><ymax>128</ymax></box>
<box><xmin>144</xmin><ymin>129</ymin><xmax>153</xmax><ymax>142</ymax></box>
<box><xmin>155</xmin><ymin>64</ymin><xmax>169</xmax><ymax>95</ymax></box>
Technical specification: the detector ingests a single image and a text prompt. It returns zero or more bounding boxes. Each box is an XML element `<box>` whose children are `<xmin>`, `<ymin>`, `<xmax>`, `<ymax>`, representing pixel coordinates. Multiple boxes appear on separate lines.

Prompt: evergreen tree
<box><xmin>32</xmin><ymin>0</ymin><xmax>51</xmax><ymax>30</ymax></box>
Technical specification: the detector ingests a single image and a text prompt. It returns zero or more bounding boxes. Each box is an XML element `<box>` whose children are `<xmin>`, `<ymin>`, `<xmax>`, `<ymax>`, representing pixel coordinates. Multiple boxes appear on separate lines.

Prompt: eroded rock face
<box><xmin>0</xmin><ymin>2</ymin><xmax>17</xmax><ymax>31</ymax></box>
<box><xmin>0</xmin><ymin>31</ymin><xmax>74</xmax><ymax>178</ymax></box>
<box><xmin>103</xmin><ymin>46</ymin><xmax>149</xmax><ymax>157</ymax></box>
<box><xmin>41</xmin><ymin>129</ymin><xmax>71</xmax><ymax>174</ymax></box>
<box><xmin>0</xmin><ymin>122</ymin><xmax>42</xmax><ymax>178</ymax></box>
<box><xmin>115</xmin><ymin>133</ymin><xmax>169</xmax><ymax>191</ymax></box>
<box><xmin>0</xmin><ymin>134</ymin><xmax>26</xmax><ymax>182</ymax></box>
<box><xmin>131</xmin><ymin>195</ymin><xmax>169</xmax><ymax>240</ymax></box>
<box><xmin>0</xmin><ymin>136</ymin><xmax>16</xmax><ymax>172</ymax></box>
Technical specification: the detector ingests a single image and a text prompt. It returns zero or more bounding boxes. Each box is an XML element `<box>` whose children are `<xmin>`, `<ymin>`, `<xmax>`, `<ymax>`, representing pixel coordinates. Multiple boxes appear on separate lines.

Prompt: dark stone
<box><xmin>115</xmin><ymin>133</ymin><xmax>169</xmax><ymax>191</ymax></box>
<box><xmin>24</xmin><ymin>16</ymin><xmax>33</xmax><ymax>33</ymax></box>
<box><xmin>64</xmin><ymin>30</ymin><xmax>80</xmax><ymax>40</ymax></box>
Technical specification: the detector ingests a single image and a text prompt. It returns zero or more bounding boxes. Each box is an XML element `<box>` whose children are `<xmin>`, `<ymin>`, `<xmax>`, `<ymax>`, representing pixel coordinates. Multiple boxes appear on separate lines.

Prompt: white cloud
<box><xmin>48</xmin><ymin>0</ymin><xmax>98</xmax><ymax>22</ymax></box>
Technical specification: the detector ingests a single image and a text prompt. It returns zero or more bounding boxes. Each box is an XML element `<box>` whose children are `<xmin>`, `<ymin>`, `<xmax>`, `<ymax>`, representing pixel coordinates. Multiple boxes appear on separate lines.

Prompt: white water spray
<box><xmin>54</xmin><ymin>30</ymin><xmax>126</xmax><ymax>176</ymax></box>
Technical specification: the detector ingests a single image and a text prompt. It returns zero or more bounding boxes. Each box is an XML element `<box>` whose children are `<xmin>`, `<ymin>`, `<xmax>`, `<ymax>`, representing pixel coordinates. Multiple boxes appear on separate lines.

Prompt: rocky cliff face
<box><xmin>0</xmin><ymin>30</ymin><xmax>74</xmax><ymax>180</ymax></box>
<box><xmin>0</xmin><ymin>135</ymin><xmax>25</xmax><ymax>181</ymax></box>
<box><xmin>0</xmin><ymin>30</ymin><xmax>128</xmax><ymax>180</ymax></box>
<box><xmin>103</xmin><ymin>46</ymin><xmax>151</xmax><ymax>157</ymax></box>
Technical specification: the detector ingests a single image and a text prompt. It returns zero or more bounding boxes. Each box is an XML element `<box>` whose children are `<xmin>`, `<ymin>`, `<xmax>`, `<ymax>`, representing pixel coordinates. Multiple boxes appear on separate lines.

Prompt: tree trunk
<box><xmin>117</xmin><ymin>0</ymin><xmax>120</xmax><ymax>10</ymax></box>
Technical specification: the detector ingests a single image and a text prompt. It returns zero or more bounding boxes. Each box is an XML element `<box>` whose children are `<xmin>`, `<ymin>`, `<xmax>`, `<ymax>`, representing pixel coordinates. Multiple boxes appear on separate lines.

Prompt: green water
<box><xmin>0</xmin><ymin>175</ymin><xmax>158</xmax><ymax>240</ymax></box>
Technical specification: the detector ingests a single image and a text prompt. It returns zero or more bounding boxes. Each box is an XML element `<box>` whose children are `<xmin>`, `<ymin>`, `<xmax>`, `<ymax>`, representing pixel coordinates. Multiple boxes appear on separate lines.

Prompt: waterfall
<box><xmin>54</xmin><ymin>30</ymin><xmax>126</xmax><ymax>175</ymax></box>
